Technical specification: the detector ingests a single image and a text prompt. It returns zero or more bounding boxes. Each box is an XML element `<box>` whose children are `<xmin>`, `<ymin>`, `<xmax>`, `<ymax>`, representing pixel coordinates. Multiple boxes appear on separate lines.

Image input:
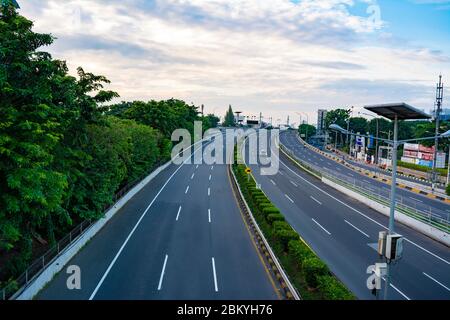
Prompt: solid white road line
<box><xmin>312</xmin><ymin>218</ymin><xmax>331</xmax><ymax>235</ymax></box>
<box><xmin>290</xmin><ymin>181</ymin><xmax>298</xmax><ymax>187</ymax></box>
<box><xmin>157</xmin><ymin>254</ymin><xmax>169</xmax><ymax>291</ymax></box>
<box><xmin>344</xmin><ymin>220</ymin><xmax>370</xmax><ymax>238</ymax></box>
<box><xmin>208</xmin><ymin>209</ymin><xmax>211</xmax><ymax>223</ymax></box>
<box><xmin>88</xmin><ymin>142</ymin><xmax>207</xmax><ymax>300</ymax></box>
<box><xmin>285</xmin><ymin>194</ymin><xmax>294</xmax><ymax>203</ymax></box>
<box><xmin>176</xmin><ymin>206</ymin><xmax>182</xmax><ymax>221</ymax></box>
<box><xmin>185</xmin><ymin>186</ymin><xmax>190</xmax><ymax>194</ymax></box>
<box><xmin>310</xmin><ymin>196</ymin><xmax>322</xmax><ymax>205</ymax></box>
<box><xmin>423</xmin><ymin>272</ymin><xmax>450</xmax><ymax>292</ymax></box>
<box><xmin>277</xmin><ymin>157</ymin><xmax>450</xmax><ymax>266</ymax></box>
<box><xmin>212</xmin><ymin>257</ymin><xmax>219</xmax><ymax>292</ymax></box>
<box><xmin>208</xmin><ymin>188</ymin><xmax>211</xmax><ymax>196</ymax></box>
<box><xmin>191</xmin><ymin>173</ymin><xmax>195</xmax><ymax>180</ymax></box>
<box><xmin>389</xmin><ymin>282</ymin><xmax>410</xmax><ymax>300</ymax></box>
<box><xmin>270</xmin><ymin>179</ymin><xmax>276</xmax><ymax>186</ymax></box>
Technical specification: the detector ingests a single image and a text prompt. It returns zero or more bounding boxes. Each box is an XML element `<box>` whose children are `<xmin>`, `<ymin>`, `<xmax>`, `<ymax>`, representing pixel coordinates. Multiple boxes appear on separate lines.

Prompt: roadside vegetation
<box><xmin>232</xmin><ymin>153</ymin><xmax>354</xmax><ymax>300</ymax></box>
<box><xmin>0</xmin><ymin>6</ymin><xmax>218</xmax><ymax>288</ymax></box>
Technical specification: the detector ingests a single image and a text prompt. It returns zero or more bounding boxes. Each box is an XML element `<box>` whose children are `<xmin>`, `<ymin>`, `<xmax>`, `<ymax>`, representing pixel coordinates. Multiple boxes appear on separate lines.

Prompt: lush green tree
<box><xmin>349</xmin><ymin>117</ymin><xmax>368</xmax><ymax>135</ymax></box>
<box><xmin>202</xmin><ymin>114</ymin><xmax>220</xmax><ymax>131</ymax></box>
<box><xmin>325</xmin><ymin>108</ymin><xmax>351</xmax><ymax>130</ymax></box>
<box><xmin>223</xmin><ymin>105</ymin><xmax>235</xmax><ymax>127</ymax></box>
<box><xmin>298</xmin><ymin>124</ymin><xmax>316</xmax><ymax>139</ymax></box>
<box><xmin>0</xmin><ymin>6</ymin><xmax>68</xmax><ymax>255</ymax></box>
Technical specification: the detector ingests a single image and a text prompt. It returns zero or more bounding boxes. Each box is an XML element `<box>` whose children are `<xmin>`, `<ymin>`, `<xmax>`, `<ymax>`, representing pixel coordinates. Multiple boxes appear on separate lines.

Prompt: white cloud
<box><xmin>19</xmin><ymin>0</ymin><xmax>450</xmax><ymax>125</ymax></box>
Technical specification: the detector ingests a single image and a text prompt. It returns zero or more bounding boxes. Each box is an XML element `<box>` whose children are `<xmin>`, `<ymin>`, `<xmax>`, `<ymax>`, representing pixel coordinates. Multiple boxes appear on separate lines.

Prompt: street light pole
<box><xmin>384</xmin><ymin>115</ymin><xmax>398</xmax><ymax>300</ymax></box>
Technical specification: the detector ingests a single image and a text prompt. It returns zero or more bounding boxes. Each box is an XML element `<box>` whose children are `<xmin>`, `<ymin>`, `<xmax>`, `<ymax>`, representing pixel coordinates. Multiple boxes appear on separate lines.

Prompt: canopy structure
<box><xmin>364</xmin><ymin>103</ymin><xmax>431</xmax><ymax>121</ymax></box>
<box><xmin>1</xmin><ymin>0</ymin><xmax>19</xmax><ymax>8</ymax></box>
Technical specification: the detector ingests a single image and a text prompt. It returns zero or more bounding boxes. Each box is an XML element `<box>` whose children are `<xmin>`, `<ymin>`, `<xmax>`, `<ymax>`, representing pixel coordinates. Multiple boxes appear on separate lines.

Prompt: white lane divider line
<box><xmin>290</xmin><ymin>181</ymin><xmax>298</xmax><ymax>187</ymax></box>
<box><xmin>270</xmin><ymin>179</ymin><xmax>276</xmax><ymax>186</ymax></box>
<box><xmin>344</xmin><ymin>220</ymin><xmax>370</xmax><ymax>238</ymax></box>
<box><xmin>209</xmin><ymin>174</ymin><xmax>212</xmax><ymax>181</ymax></box>
<box><xmin>388</xmin><ymin>282</ymin><xmax>410</xmax><ymax>300</ymax></box>
<box><xmin>211</xmin><ymin>166</ymin><xmax>214</xmax><ymax>170</ymax></box>
<box><xmin>212</xmin><ymin>257</ymin><xmax>219</xmax><ymax>292</ymax></box>
<box><xmin>208</xmin><ymin>188</ymin><xmax>211</xmax><ymax>196</ymax></box>
<box><xmin>176</xmin><ymin>206</ymin><xmax>182</xmax><ymax>221</ymax></box>
<box><xmin>88</xmin><ymin>139</ymin><xmax>216</xmax><ymax>300</ymax></box>
<box><xmin>157</xmin><ymin>254</ymin><xmax>169</xmax><ymax>291</ymax></box>
<box><xmin>310</xmin><ymin>196</ymin><xmax>322</xmax><ymax>205</ymax></box>
<box><xmin>285</xmin><ymin>194</ymin><xmax>294</xmax><ymax>203</ymax></box>
<box><xmin>277</xmin><ymin>158</ymin><xmax>450</xmax><ymax>265</ymax></box>
<box><xmin>312</xmin><ymin>218</ymin><xmax>331</xmax><ymax>235</ymax></box>
<box><xmin>423</xmin><ymin>272</ymin><xmax>450</xmax><ymax>292</ymax></box>
<box><xmin>191</xmin><ymin>173</ymin><xmax>195</xmax><ymax>180</ymax></box>
<box><xmin>185</xmin><ymin>186</ymin><xmax>190</xmax><ymax>194</ymax></box>
<box><xmin>208</xmin><ymin>209</ymin><xmax>211</xmax><ymax>223</ymax></box>
<box><xmin>410</xmin><ymin>197</ymin><xmax>423</xmax><ymax>203</ymax></box>
<box><xmin>196</xmin><ymin>165</ymin><xmax>199</xmax><ymax>169</ymax></box>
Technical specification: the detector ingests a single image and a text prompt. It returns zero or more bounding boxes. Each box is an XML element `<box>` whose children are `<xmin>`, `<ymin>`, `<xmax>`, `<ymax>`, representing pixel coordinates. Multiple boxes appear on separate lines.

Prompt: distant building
<box><xmin>317</xmin><ymin>109</ymin><xmax>328</xmax><ymax>134</ymax></box>
<box><xmin>431</xmin><ymin>108</ymin><xmax>450</xmax><ymax>121</ymax></box>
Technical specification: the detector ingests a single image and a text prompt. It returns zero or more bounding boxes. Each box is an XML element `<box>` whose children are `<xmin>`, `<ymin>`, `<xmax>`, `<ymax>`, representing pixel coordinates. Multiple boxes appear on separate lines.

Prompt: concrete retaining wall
<box><xmin>322</xmin><ymin>177</ymin><xmax>450</xmax><ymax>247</ymax></box>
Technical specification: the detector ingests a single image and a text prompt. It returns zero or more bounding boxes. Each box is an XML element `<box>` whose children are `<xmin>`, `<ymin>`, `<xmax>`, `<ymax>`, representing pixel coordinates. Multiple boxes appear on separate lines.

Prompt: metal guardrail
<box><xmin>280</xmin><ymin>144</ymin><xmax>450</xmax><ymax>234</ymax></box>
<box><xmin>229</xmin><ymin>164</ymin><xmax>301</xmax><ymax>300</ymax></box>
<box><xmin>1</xmin><ymin>160</ymin><xmax>166</xmax><ymax>301</ymax></box>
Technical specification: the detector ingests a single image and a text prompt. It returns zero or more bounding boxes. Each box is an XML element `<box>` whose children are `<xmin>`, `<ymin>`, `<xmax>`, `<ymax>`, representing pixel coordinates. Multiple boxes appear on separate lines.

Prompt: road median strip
<box><xmin>229</xmin><ymin>154</ymin><xmax>354</xmax><ymax>300</ymax></box>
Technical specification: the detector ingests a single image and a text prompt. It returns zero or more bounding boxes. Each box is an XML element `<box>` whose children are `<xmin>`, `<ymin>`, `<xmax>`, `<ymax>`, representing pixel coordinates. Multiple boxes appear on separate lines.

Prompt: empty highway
<box><xmin>281</xmin><ymin>131</ymin><xmax>450</xmax><ymax>222</ymax></box>
<box><xmin>244</xmin><ymin>131</ymin><xmax>450</xmax><ymax>300</ymax></box>
<box><xmin>37</xmin><ymin>140</ymin><xmax>279</xmax><ymax>300</ymax></box>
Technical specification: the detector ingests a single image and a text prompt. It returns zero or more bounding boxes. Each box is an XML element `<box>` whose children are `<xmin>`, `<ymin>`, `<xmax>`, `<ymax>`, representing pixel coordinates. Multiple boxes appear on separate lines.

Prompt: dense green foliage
<box><xmin>223</xmin><ymin>105</ymin><xmax>235</xmax><ymax>127</ymax></box>
<box><xmin>298</xmin><ymin>124</ymin><xmax>316</xmax><ymax>139</ymax></box>
<box><xmin>232</xmin><ymin>163</ymin><xmax>354</xmax><ymax>300</ymax></box>
<box><xmin>397</xmin><ymin>161</ymin><xmax>447</xmax><ymax>176</ymax></box>
<box><xmin>0</xmin><ymin>7</ymin><xmax>216</xmax><ymax>285</ymax></box>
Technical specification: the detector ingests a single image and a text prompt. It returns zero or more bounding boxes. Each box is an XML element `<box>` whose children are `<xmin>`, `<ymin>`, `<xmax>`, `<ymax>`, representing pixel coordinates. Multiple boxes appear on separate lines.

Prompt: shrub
<box><xmin>288</xmin><ymin>240</ymin><xmax>314</xmax><ymax>266</ymax></box>
<box><xmin>317</xmin><ymin>275</ymin><xmax>354</xmax><ymax>300</ymax></box>
<box><xmin>303</xmin><ymin>257</ymin><xmax>329</xmax><ymax>288</ymax></box>
<box><xmin>262</xmin><ymin>206</ymin><xmax>281</xmax><ymax>216</ymax></box>
<box><xmin>447</xmin><ymin>183</ymin><xmax>450</xmax><ymax>196</ymax></box>
<box><xmin>272</xmin><ymin>221</ymin><xmax>291</xmax><ymax>230</ymax></box>
<box><xmin>274</xmin><ymin>228</ymin><xmax>300</xmax><ymax>252</ymax></box>
<box><xmin>258</xmin><ymin>203</ymin><xmax>272</xmax><ymax>211</ymax></box>
<box><xmin>267</xmin><ymin>213</ymin><xmax>285</xmax><ymax>225</ymax></box>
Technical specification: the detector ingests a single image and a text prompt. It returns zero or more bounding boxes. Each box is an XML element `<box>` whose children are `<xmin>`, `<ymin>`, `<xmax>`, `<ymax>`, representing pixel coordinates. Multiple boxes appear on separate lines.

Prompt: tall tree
<box><xmin>0</xmin><ymin>5</ymin><xmax>68</xmax><ymax>255</ymax></box>
<box><xmin>224</xmin><ymin>105</ymin><xmax>235</xmax><ymax>127</ymax></box>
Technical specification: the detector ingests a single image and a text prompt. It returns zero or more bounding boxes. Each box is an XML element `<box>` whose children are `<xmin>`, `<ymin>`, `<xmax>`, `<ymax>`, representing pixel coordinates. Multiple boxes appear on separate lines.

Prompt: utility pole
<box><xmin>432</xmin><ymin>75</ymin><xmax>444</xmax><ymax>190</ymax></box>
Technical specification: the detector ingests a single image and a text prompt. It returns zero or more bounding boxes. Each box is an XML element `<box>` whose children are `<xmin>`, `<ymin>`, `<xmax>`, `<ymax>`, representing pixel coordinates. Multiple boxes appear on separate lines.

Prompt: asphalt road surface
<box><xmin>244</xmin><ymin>131</ymin><xmax>450</xmax><ymax>300</ymax></box>
<box><xmin>281</xmin><ymin>131</ymin><xmax>450</xmax><ymax>222</ymax></box>
<box><xmin>37</xmin><ymin>140</ymin><xmax>279</xmax><ymax>300</ymax></box>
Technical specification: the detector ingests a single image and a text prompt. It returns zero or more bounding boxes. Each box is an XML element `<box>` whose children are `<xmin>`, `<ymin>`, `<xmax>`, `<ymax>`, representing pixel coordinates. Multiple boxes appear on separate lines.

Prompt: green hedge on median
<box><xmin>232</xmin><ymin>161</ymin><xmax>355</xmax><ymax>300</ymax></box>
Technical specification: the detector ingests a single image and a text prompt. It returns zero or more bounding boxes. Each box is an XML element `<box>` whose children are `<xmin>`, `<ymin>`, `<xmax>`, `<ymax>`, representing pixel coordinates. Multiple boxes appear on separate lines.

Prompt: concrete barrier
<box><xmin>15</xmin><ymin>160</ymin><xmax>172</xmax><ymax>300</ymax></box>
<box><xmin>322</xmin><ymin>177</ymin><xmax>450</xmax><ymax>247</ymax></box>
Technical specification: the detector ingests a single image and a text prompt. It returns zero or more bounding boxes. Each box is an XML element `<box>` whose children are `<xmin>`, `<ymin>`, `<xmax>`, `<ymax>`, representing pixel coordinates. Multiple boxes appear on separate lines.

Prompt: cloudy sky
<box><xmin>20</xmin><ymin>0</ymin><xmax>450</xmax><ymax>126</ymax></box>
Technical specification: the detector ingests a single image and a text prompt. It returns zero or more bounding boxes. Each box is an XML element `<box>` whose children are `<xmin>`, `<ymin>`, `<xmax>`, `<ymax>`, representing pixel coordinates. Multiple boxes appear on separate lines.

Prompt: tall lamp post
<box><xmin>330</xmin><ymin>103</ymin><xmax>450</xmax><ymax>300</ymax></box>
